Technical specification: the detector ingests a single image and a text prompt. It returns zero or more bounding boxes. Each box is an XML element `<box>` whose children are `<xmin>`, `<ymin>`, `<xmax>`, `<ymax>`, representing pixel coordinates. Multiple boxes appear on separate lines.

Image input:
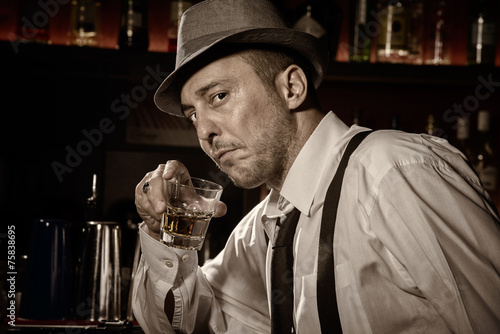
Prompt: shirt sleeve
<box><xmin>371</xmin><ymin>140</ymin><xmax>500</xmax><ymax>333</ymax></box>
<box><xmin>132</xmin><ymin>223</ymin><xmax>196</xmax><ymax>333</ymax></box>
<box><xmin>132</xmin><ymin>206</ymin><xmax>272</xmax><ymax>333</ymax></box>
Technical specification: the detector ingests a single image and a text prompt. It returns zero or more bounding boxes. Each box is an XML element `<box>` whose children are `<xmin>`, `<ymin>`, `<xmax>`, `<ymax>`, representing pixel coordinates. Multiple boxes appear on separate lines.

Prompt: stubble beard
<box><xmin>214</xmin><ymin>99</ymin><xmax>298</xmax><ymax>190</ymax></box>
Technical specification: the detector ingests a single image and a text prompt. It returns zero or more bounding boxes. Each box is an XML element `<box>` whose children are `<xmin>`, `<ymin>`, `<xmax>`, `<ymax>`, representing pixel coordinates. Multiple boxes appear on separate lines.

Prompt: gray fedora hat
<box><xmin>154</xmin><ymin>0</ymin><xmax>330</xmax><ymax>117</ymax></box>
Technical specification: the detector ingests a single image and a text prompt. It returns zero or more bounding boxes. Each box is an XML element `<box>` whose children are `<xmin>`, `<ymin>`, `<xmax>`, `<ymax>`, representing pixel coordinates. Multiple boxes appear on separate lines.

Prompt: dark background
<box><xmin>0</xmin><ymin>0</ymin><xmax>499</xmax><ymax>328</ymax></box>
<box><xmin>1</xmin><ymin>0</ymin><xmax>499</xmax><ymax>254</ymax></box>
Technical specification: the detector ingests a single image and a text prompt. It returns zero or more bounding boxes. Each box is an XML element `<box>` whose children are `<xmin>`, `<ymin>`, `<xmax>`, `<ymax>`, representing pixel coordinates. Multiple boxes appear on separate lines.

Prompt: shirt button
<box><xmin>181</xmin><ymin>254</ymin><xmax>189</xmax><ymax>262</ymax></box>
<box><xmin>165</xmin><ymin>260</ymin><xmax>174</xmax><ymax>268</ymax></box>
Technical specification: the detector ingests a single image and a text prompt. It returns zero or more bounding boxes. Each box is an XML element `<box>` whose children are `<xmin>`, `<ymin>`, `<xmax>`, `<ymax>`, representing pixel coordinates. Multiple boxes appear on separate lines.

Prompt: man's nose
<box><xmin>195</xmin><ymin>112</ymin><xmax>220</xmax><ymax>144</ymax></box>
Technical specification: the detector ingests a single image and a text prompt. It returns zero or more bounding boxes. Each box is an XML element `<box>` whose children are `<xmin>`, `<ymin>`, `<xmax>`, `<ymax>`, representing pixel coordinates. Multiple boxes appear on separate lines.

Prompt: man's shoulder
<box><xmin>351</xmin><ymin>129</ymin><xmax>455</xmax><ymax>178</ymax></box>
<box><xmin>344</xmin><ymin>130</ymin><xmax>463</xmax><ymax>214</ymax></box>
<box><xmin>356</xmin><ymin>129</ymin><xmax>427</xmax><ymax>160</ymax></box>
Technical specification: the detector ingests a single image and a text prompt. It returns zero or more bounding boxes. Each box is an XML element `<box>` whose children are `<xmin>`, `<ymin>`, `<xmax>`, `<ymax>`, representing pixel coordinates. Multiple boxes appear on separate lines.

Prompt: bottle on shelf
<box><xmin>472</xmin><ymin>110</ymin><xmax>498</xmax><ymax>193</ymax></box>
<box><xmin>376</xmin><ymin>0</ymin><xmax>423</xmax><ymax>64</ymax></box>
<box><xmin>424</xmin><ymin>113</ymin><xmax>446</xmax><ymax>138</ymax></box>
<box><xmin>455</xmin><ymin>116</ymin><xmax>474</xmax><ymax>163</ymax></box>
<box><xmin>389</xmin><ymin>113</ymin><xmax>401</xmax><ymax>130</ymax></box>
<box><xmin>406</xmin><ymin>0</ymin><xmax>424</xmax><ymax>64</ymax></box>
<box><xmin>425</xmin><ymin>113</ymin><xmax>436</xmax><ymax>135</ymax></box>
<box><xmin>351</xmin><ymin>108</ymin><xmax>364</xmax><ymax>125</ymax></box>
<box><xmin>118</xmin><ymin>0</ymin><xmax>149</xmax><ymax>51</ymax></box>
<box><xmin>424</xmin><ymin>0</ymin><xmax>451</xmax><ymax>65</ymax></box>
<box><xmin>16</xmin><ymin>0</ymin><xmax>51</xmax><ymax>44</ymax></box>
<box><xmin>167</xmin><ymin>1</ymin><xmax>193</xmax><ymax>53</ymax></box>
<box><xmin>293</xmin><ymin>1</ymin><xmax>342</xmax><ymax>62</ymax></box>
<box><xmin>68</xmin><ymin>0</ymin><xmax>102</xmax><ymax>47</ymax></box>
<box><xmin>376</xmin><ymin>0</ymin><xmax>409</xmax><ymax>63</ymax></box>
<box><xmin>294</xmin><ymin>4</ymin><xmax>326</xmax><ymax>40</ymax></box>
<box><xmin>349</xmin><ymin>0</ymin><xmax>376</xmax><ymax>63</ymax></box>
<box><xmin>467</xmin><ymin>0</ymin><xmax>499</xmax><ymax>66</ymax></box>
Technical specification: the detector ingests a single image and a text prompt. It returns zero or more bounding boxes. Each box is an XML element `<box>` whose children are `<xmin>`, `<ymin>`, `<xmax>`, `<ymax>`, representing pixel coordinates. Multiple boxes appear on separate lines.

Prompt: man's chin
<box><xmin>227</xmin><ymin>173</ymin><xmax>265</xmax><ymax>190</ymax></box>
<box><xmin>218</xmin><ymin>161</ymin><xmax>267</xmax><ymax>190</ymax></box>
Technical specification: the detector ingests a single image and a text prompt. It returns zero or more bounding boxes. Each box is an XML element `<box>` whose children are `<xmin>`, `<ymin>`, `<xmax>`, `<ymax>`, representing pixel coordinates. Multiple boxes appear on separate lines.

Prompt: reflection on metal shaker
<box><xmin>76</xmin><ymin>221</ymin><xmax>122</xmax><ymax>321</ymax></box>
<box><xmin>19</xmin><ymin>219</ymin><xmax>72</xmax><ymax>320</ymax></box>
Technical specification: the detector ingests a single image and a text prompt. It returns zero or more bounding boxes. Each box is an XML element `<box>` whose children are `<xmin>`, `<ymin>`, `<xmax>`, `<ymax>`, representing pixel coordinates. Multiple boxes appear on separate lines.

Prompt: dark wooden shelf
<box><xmin>324</xmin><ymin>61</ymin><xmax>500</xmax><ymax>87</ymax></box>
<box><xmin>2</xmin><ymin>41</ymin><xmax>176</xmax><ymax>82</ymax></box>
<box><xmin>4</xmin><ymin>41</ymin><xmax>499</xmax><ymax>88</ymax></box>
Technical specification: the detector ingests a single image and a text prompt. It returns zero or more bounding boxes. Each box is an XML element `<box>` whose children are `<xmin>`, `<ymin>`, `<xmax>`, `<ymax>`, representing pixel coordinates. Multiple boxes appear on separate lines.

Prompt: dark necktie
<box><xmin>271</xmin><ymin>207</ymin><xmax>301</xmax><ymax>334</ymax></box>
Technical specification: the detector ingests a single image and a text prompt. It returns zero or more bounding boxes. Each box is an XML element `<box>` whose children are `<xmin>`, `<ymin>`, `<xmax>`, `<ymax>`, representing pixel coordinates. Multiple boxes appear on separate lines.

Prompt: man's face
<box><xmin>180</xmin><ymin>53</ymin><xmax>297</xmax><ymax>189</ymax></box>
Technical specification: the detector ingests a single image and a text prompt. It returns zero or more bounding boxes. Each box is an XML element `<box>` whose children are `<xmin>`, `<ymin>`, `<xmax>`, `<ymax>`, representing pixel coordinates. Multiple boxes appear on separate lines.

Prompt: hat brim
<box><xmin>154</xmin><ymin>28</ymin><xmax>329</xmax><ymax>117</ymax></box>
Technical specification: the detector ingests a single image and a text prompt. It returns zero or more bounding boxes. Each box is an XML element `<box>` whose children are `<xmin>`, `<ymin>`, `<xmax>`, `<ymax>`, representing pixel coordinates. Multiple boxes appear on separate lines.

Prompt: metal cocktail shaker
<box><xmin>19</xmin><ymin>219</ymin><xmax>72</xmax><ymax>320</ymax></box>
<box><xmin>76</xmin><ymin>221</ymin><xmax>122</xmax><ymax>321</ymax></box>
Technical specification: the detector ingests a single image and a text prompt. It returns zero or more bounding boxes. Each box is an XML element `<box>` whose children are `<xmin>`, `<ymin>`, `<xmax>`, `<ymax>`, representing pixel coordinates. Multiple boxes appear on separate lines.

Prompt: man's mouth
<box><xmin>213</xmin><ymin>148</ymin><xmax>237</xmax><ymax>164</ymax></box>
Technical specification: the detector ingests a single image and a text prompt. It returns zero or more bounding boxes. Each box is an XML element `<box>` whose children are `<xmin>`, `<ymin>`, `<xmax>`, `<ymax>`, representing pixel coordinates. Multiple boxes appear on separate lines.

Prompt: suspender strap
<box><xmin>317</xmin><ymin>130</ymin><xmax>372</xmax><ymax>333</ymax></box>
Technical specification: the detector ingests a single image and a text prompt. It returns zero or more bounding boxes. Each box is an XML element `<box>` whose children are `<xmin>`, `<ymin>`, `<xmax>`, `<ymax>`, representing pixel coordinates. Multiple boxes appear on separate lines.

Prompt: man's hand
<box><xmin>135</xmin><ymin>160</ymin><xmax>227</xmax><ymax>240</ymax></box>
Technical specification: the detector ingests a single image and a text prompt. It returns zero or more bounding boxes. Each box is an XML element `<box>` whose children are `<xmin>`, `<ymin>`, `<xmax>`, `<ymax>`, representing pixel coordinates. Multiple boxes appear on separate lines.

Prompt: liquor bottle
<box><xmin>455</xmin><ymin>116</ymin><xmax>474</xmax><ymax>162</ymax></box>
<box><xmin>424</xmin><ymin>0</ymin><xmax>451</xmax><ymax>65</ymax></box>
<box><xmin>167</xmin><ymin>1</ymin><xmax>193</xmax><ymax>53</ymax></box>
<box><xmin>293</xmin><ymin>1</ymin><xmax>342</xmax><ymax>62</ymax></box>
<box><xmin>349</xmin><ymin>0</ymin><xmax>376</xmax><ymax>62</ymax></box>
<box><xmin>467</xmin><ymin>0</ymin><xmax>499</xmax><ymax>66</ymax></box>
<box><xmin>376</xmin><ymin>0</ymin><xmax>409</xmax><ymax>63</ymax></box>
<box><xmin>294</xmin><ymin>4</ymin><xmax>326</xmax><ymax>40</ymax></box>
<box><xmin>352</xmin><ymin>108</ymin><xmax>363</xmax><ymax>125</ymax></box>
<box><xmin>17</xmin><ymin>0</ymin><xmax>50</xmax><ymax>43</ymax></box>
<box><xmin>376</xmin><ymin>0</ymin><xmax>424</xmax><ymax>64</ymax></box>
<box><xmin>472</xmin><ymin>111</ymin><xmax>498</xmax><ymax>193</ymax></box>
<box><xmin>406</xmin><ymin>0</ymin><xmax>424</xmax><ymax>64</ymax></box>
<box><xmin>389</xmin><ymin>113</ymin><xmax>401</xmax><ymax>130</ymax></box>
<box><xmin>425</xmin><ymin>113</ymin><xmax>436</xmax><ymax>135</ymax></box>
<box><xmin>118</xmin><ymin>0</ymin><xmax>149</xmax><ymax>50</ymax></box>
<box><xmin>424</xmin><ymin>113</ymin><xmax>446</xmax><ymax>138</ymax></box>
<box><xmin>68</xmin><ymin>0</ymin><xmax>102</xmax><ymax>47</ymax></box>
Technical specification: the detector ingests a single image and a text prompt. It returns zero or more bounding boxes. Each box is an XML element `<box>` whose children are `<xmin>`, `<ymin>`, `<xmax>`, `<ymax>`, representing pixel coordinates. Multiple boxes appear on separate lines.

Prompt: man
<box><xmin>132</xmin><ymin>0</ymin><xmax>500</xmax><ymax>333</ymax></box>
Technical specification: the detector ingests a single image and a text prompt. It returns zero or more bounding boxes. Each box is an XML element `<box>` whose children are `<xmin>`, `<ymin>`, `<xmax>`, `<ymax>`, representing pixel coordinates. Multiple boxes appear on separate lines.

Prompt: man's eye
<box><xmin>188</xmin><ymin>112</ymin><xmax>197</xmax><ymax>122</ymax></box>
<box><xmin>213</xmin><ymin>92</ymin><xmax>227</xmax><ymax>103</ymax></box>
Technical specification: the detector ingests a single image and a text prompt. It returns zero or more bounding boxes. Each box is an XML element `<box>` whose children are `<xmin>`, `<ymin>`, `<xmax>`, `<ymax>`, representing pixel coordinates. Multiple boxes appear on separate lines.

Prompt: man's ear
<box><xmin>275</xmin><ymin>65</ymin><xmax>308</xmax><ymax>110</ymax></box>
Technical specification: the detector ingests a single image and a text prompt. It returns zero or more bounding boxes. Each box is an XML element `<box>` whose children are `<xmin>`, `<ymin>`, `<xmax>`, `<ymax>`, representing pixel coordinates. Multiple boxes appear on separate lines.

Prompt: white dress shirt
<box><xmin>132</xmin><ymin>112</ymin><xmax>500</xmax><ymax>333</ymax></box>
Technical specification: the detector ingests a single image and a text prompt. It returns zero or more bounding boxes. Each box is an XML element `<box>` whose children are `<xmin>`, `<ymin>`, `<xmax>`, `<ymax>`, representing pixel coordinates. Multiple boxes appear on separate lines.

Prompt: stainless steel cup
<box><xmin>19</xmin><ymin>219</ymin><xmax>72</xmax><ymax>320</ymax></box>
<box><xmin>76</xmin><ymin>221</ymin><xmax>122</xmax><ymax>321</ymax></box>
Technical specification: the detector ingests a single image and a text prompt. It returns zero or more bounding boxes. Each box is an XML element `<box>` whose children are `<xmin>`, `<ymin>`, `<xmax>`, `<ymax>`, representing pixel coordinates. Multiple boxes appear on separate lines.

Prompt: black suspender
<box><xmin>317</xmin><ymin>130</ymin><xmax>372</xmax><ymax>333</ymax></box>
<box><xmin>266</xmin><ymin>130</ymin><xmax>372</xmax><ymax>333</ymax></box>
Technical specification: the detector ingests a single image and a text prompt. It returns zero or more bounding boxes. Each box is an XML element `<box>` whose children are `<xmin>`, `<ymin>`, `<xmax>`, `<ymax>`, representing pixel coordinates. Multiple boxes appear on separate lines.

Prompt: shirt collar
<box><xmin>279</xmin><ymin>111</ymin><xmax>350</xmax><ymax>216</ymax></box>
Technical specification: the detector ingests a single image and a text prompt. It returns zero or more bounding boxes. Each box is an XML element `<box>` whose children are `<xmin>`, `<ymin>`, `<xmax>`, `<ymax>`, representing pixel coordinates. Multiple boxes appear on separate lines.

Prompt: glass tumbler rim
<box><xmin>167</xmin><ymin>177</ymin><xmax>223</xmax><ymax>192</ymax></box>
